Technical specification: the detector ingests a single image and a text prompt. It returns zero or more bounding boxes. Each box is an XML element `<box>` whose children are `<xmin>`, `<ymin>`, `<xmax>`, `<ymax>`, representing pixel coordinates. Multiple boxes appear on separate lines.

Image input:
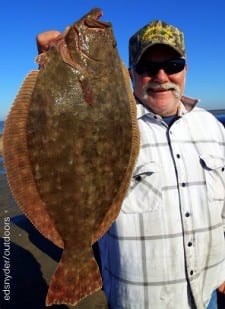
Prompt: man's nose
<box><xmin>153</xmin><ymin>69</ymin><xmax>169</xmax><ymax>82</ymax></box>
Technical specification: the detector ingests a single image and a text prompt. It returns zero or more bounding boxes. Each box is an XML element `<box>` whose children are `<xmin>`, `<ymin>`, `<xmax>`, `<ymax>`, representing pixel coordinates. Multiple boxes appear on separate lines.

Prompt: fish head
<box><xmin>64</xmin><ymin>8</ymin><xmax>116</xmax><ymax>67</ymax></box>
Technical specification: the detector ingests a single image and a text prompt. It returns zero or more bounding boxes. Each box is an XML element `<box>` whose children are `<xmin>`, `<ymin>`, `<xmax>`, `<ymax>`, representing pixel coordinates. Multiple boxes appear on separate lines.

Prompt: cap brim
<box><xmin>134</xmin><ymin>42</ymin><xmax>184</xmax><ymax>65</ymax></box>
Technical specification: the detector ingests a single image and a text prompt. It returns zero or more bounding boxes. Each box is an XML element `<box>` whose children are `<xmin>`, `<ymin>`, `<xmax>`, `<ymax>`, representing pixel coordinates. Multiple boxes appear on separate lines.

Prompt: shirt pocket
<box><xmin>121</xmin><ymin>161</ymin><xmax>162</xmax><ymax>213</ymax></box>
<box><xmin>200</xmin><ymin>155</ymin><xmax>225</xmax><ymax>201</ymax></box>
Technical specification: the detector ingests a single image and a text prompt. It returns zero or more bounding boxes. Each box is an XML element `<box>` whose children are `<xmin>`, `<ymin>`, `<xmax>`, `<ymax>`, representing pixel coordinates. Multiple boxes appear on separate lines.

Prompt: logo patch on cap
<box><xmin>141</xmin><ymin>24</ymin><xmax>174</xmax><ymax>42</ymax></box>
<box><xmin>129</xmin><ymin>20</ymin><xmax>185</xmax><ymax>67</ymax></box>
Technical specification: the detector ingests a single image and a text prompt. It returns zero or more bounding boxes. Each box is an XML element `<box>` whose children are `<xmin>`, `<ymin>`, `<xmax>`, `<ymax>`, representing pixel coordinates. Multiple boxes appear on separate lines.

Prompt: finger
<box><xmin>218</xmin><ymin>282</ymin><xmax>225</xmax><ymax>293</ymax></box>
<box><xmin>36</xmin><ymin>30</ymin><xmax>62</xmax><ymax>53</ymax></box>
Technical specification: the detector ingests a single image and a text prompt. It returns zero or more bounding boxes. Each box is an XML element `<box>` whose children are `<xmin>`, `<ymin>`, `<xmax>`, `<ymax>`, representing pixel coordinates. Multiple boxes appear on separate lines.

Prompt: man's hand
<box><xmin>36</xmin><ymin>30</ymin><xmax>62</xmax><ymax>53</ymax></box>
<box><xmin>218</xmin><ymin>282</ymin><xmax>225</xmax><ymax>293</ymax></box>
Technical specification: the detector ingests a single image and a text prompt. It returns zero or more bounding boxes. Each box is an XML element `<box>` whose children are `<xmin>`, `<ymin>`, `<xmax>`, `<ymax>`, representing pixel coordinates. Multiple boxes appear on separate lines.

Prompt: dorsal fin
<box><xmin>3</xmin><ymin>70</ymin><xmax>63</xmax><ymax>248</ymax></box>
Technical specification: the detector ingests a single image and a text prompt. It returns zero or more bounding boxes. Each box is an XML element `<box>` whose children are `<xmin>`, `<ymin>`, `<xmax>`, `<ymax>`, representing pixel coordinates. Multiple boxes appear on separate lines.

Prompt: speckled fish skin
<box><xmin>3</xmin><ymin>8</ymin><xmax>139</xmax><ymax>306</ymax></box>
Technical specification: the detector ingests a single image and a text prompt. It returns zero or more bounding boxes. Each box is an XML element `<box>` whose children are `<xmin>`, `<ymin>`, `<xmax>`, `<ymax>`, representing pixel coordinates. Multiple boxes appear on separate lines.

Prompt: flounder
<box><xmin>3</xmin><ymin>8</ymin><xmax>139</xmax><ymax>306</ymax></box>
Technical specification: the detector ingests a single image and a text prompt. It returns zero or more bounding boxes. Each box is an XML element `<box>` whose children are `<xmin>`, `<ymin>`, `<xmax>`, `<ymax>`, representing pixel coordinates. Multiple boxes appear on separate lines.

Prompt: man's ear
<box><xmin>129</xmin><ymin>68</ymin><xmax>134</xmax><ymax>82</ymax></box>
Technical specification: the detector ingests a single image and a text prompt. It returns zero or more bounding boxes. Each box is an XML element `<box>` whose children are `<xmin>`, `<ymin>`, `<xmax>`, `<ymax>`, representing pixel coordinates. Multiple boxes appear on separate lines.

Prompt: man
<box><xmin>37</xmin><ymin>20</ymin><xmax>225</xmax><ymax>308</ymax></box>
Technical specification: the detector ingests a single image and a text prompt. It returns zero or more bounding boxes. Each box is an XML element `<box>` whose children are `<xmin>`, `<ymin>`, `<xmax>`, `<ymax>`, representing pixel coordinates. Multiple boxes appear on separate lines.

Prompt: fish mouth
<box><xmin>85</xmin><ymin>8</ymin><xmax>111</xmax><ymax>29</ymax></box>
<box><xmin>93</xmin><ymin>8</ymin><xmax>103</xmax><ymax>19</ymax></box>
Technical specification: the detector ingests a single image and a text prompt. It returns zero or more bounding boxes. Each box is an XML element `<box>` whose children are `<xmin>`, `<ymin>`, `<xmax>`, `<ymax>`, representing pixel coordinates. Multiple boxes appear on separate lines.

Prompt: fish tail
<box><xmin>46</xmin><ymin>248</ymin><xmax>102</xmax><ymax>306</ymax></box>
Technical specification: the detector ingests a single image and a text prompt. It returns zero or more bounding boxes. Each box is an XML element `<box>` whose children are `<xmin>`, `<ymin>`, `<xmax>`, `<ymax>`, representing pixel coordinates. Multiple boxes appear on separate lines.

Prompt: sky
<box><xmin>1</xmin><ymin>0</ymin><xmax>225</xmax><ymax>120</ymax></box>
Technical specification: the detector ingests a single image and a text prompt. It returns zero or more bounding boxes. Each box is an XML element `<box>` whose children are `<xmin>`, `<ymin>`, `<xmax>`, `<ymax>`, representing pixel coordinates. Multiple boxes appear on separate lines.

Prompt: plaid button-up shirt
<box><xmin>98</xmin><ymin>97</ymin><xmax>225</xmax><ymax>309</ymax></box>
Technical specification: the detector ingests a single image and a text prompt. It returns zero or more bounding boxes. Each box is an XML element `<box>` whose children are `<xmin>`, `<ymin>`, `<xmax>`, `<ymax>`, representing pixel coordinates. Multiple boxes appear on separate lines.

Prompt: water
<box><xmin>0</xmin><ymin>120</ymin><xmax>4</xmax><ymax>134</ymax></box>
<box><xmin>0</xmin><ymin>156</ymin><xmax>4</xmax><ymax>175</ymax></box>
<box><xmin>217</xmin><ymin>114</ymin><xmax>225</xmax><ymax>127</ymax></box>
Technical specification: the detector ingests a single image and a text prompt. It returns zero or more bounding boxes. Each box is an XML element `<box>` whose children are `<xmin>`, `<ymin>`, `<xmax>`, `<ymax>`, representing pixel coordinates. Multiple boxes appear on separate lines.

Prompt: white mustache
<box><xmin>143</xmin><ymin>82</ymin><xmax>181</xmax><ymax>99</ymax></box>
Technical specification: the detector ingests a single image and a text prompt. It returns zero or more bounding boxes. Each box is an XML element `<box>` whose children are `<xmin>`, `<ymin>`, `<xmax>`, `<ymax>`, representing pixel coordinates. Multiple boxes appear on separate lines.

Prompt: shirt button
<box><xmin>181</xmin><ymin>182</ymin><xmax>186</xmax><ymax>187</ymax></box>
<box><xmin>135</xmin><ymin>175</ymin><xmax>142</xmax><ymax>182</ymax></box>
<box><xmin>176</xmin><ymin>154</ymin><xmax>181</xmax><ymax>159</ymax></box>
<box><xmin>187</xmin><ymin>242</ymin><xmax>192</xmax><ymax>247</ymax></box>
<box><xmin>190</xmin><ymin>270</ymin><xmax>194</xmax><ymax>275</ymax></box>
<box><xmin>185</xmin><ymin>212</ymin><xmax>190</xmax><ymax>217</ymax></box>
<box><xmin>222</xmin><ymin>167</ymin><xmax>225</xmax><ymax>172</ymax></box>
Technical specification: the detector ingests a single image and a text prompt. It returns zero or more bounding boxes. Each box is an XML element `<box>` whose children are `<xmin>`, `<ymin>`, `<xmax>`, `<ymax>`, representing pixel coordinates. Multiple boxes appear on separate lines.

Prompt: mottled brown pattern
<box><xmin>3</xmin><ymin>70</ymin><xmax>63</xmax><ymax>248</ymax></box>
<box><xmin>3</xmin><ymin>8</ymin><xmax>139</xmax><ymax>307</ymax></box>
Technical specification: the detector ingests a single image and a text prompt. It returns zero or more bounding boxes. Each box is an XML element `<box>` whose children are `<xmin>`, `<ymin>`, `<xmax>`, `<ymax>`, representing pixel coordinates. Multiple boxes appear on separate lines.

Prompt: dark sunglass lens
<box><xmin>134</xmin><ymin>63</ymin><xmax>147</xmax><ymax>75</ymax></box>
<box><xmin>164</xmin><ymin>59</ymin><xmax>185</xmax><ymax>74</ymax></box>
<box><xmin>134</xmin><ymin>58</ymin><xmax>185</xmax><ymax>76</ymax></box>
<box><xmin>146</xmin><ymin>63</ymin><xmax>160</xmax><ymax>76</ymax></box>
<box><xmin>134</xmin><ymin>62</ymin><xmax>160</xmax><ymax>76</ymax></box>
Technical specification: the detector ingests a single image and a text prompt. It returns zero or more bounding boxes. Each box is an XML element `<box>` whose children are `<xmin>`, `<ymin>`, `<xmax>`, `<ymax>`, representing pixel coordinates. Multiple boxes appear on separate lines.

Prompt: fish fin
<box><xmin>3</xmin><ymin>70</ymin><xmax>63</xmax><ymax>248</ymax></box>
<box><xmin>46</xmin><ymin>248</ymin><xmax>102</xmax><ymax>306</ymax></box>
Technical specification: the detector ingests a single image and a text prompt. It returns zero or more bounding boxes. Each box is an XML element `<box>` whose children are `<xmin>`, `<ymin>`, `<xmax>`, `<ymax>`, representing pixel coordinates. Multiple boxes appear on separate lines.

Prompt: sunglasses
<box><xmin>133</xmin><ymin>58</ymin><xmax>186</xmax><ymax>77</ymax></box>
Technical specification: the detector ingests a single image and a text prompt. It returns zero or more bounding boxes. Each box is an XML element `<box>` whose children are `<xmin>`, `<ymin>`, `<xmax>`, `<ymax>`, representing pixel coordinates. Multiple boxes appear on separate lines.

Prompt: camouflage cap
<box><xmin>129</xmin><ymin>20</ymin><xmax>185</xmax><ymax>67</ymax></box>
